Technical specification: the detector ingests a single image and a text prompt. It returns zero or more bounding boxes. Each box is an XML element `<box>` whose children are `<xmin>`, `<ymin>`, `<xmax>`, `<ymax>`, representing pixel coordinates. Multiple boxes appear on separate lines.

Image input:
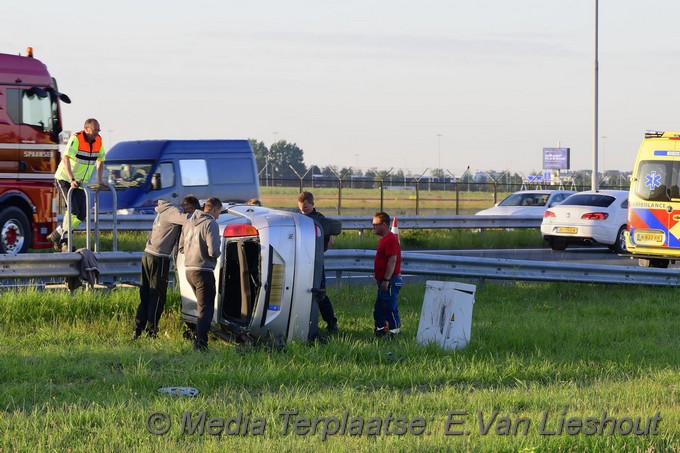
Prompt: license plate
<box><xmin>556</xmin><ymin>227</ymin><xmax>578</xmax><ymax>234</ymax></box>
<box><xmin>635</xmin><ymin>232</ymin><xmax>664</xmax><ymax>244</ymax></box>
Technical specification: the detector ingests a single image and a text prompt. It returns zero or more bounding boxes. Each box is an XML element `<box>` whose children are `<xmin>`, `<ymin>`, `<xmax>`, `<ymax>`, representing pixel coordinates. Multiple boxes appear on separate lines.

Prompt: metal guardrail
<box><xmin>323</xmin><ymin>250</ymin><xmax>680</xmax><ymax>287</ymax></box>
<box><xmin>1</xmin><ymin>250</ymin><xmax>679</xmax><ymax>288</ymax></box>
<box><xmin>0</xmin><ymin>252</ymin><xmax>143</xmax><ymax>287</ymax></box>
<box><xmin>62</xmin><ymin>214</ymin><xmax>543</xmax><ymax>232</ymax></box>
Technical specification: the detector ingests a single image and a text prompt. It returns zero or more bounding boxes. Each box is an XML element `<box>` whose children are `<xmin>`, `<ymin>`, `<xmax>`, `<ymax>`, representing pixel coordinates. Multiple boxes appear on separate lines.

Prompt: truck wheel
<box><xmin>0</xmin><ymin>207</ymin><xmax>31</xmax><ymax>255</ymax></box>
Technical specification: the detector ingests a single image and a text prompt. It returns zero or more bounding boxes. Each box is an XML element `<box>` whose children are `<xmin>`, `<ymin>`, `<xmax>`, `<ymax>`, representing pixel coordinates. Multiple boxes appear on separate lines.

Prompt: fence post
<box><xmin>415</xmin><ymin>180</ymin><xmax>420</xmax><ymax>215</ymax></box>
<box><xmin>455</xmin><ymin>180</ymin><xmax>460</xmax><ymax>215</ymax></box>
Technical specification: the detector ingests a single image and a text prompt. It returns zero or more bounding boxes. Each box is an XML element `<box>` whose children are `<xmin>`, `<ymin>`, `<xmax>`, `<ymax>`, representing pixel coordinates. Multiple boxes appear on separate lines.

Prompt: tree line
<box><xmin>248</xmin><ymin>139</ymin><xmax>629</xmax><ymax>188</ymax></box>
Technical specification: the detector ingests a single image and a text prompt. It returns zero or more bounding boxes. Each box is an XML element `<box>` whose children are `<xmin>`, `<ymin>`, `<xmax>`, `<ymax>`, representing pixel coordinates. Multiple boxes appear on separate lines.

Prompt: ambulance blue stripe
<box><xmin>670</xmin><ymin>234</ymin><xmax>680</xmax><ymax>248</ymax></box>
<box><xmin>633</xmin><ymin>208</ymin><xmax>667</xmax><ymax>231</ymax></box>
<box><xmin>653</xmin><ymin>150</ymin><xmax>680</xmax><ymax>156</ymax></box>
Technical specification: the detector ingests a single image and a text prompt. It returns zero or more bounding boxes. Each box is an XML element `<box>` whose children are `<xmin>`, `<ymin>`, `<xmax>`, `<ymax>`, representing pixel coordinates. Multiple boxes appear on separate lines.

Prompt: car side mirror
<box><xmin>151</xmin><ymin>173</ymin><xmax>161</xmax><ymax>190</ymax></box>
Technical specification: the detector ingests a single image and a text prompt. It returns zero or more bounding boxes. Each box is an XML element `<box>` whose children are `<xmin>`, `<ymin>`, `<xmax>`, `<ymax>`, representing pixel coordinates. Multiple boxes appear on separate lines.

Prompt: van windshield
<box><xmin>105</xmin><ymin>161</ymin><xmax>154</xmax><ymax>189</ymax></box>
<box><xmin>635</xmin><ymin>160</ymin><xmax>680</xmax><ymax>202</ymax></box>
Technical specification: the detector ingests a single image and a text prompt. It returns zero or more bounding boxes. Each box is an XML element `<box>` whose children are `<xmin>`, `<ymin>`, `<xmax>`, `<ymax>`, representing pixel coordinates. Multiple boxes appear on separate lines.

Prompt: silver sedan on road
<box><xmin>177</xmin><ymin>204</ymin><xmax>331</xmax><ymax>344</ymax></box>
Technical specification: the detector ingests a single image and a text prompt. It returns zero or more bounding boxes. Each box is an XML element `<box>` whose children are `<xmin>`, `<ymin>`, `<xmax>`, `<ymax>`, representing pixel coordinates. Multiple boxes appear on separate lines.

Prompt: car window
<box><xmin>548</xmin><ymin>193</ymin><xmax>566</xmax><ymax>206</ymax></box>
<box><xmin>561</xmin><ymin>194</ymin><xmax>615</xmax><ymax>208</ymax></box>
<box><xmin>499</xmin><ymin>193</ymin><xmax>549</xmax><ymax>207</ymax></box>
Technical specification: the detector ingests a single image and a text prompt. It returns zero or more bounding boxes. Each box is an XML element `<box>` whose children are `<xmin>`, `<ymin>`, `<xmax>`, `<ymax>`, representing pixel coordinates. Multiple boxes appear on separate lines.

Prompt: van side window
<box><xmin>178</xmin><ymin>159</ymin><xmax>209</xmax><ymax>186</ymax></box>
<box><xmin>209</xmin><ymin>158</ymin><xmax>256</xmax><ymax>184</ymax></box>
<box><xmin>159</xmin><ymin>162</ymin><xmax>175</xmax><ymax>189</ymax></box>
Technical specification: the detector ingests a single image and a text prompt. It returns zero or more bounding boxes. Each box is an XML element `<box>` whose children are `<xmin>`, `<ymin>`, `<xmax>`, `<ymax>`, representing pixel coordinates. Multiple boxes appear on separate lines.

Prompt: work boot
<box><xmin>48</xmin><ymin>230</ymin><xmax>61</xmax><ymax>251</ymax></box>
<box><xmin>327</xmin><ymin>321</ymin><xmax>339</xmax><ymax>335</ymax></box>
<box><xmin>60</xmin><ymin>240</ymin><xmax>72</xmax><ymax>253</ymax></box>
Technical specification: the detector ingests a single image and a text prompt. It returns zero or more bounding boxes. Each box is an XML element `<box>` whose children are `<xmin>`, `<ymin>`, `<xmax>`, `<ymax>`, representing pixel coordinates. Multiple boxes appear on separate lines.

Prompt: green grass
<box><xmin>62</xmin><ymin>228</ymin><xmax>546</xmax><ymax>253</ymax></box>
<box><xmin>1</xmin><ymin>281</ymin><xmax>679</xmax><ymax>451</ymax></box>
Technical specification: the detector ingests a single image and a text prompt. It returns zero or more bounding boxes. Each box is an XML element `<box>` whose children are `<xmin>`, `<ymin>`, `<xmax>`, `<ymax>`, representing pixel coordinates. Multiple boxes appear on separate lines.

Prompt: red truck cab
<box><xmin>0</xmin><ymin>48</ymin><xmax>70</xmax><ymax>254</ymax></box>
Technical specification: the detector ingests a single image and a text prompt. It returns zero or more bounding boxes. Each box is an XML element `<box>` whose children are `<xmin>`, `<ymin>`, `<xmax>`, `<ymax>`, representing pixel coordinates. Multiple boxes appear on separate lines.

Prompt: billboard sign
<box><xmin>543</xmin><ymin>147</ymin><xmax>570</xmax><ymax>170</ymax></box>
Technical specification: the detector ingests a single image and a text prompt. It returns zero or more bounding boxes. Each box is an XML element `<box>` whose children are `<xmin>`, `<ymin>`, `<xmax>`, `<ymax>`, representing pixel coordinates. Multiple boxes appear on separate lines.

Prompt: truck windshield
<box><xmin>105</xmin><ymin>162</ymin><xmax>154</xmax><ymax>188</ymax></box>
<box><xmin>635</xmin><ymin>160</ymin><xmax>680</xmax><ymax>201</ymax></box>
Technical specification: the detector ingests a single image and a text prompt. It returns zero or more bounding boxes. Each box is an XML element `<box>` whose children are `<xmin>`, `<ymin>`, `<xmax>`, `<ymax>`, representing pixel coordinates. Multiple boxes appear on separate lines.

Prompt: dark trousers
<box><xmin>55</xmin><ymin>179</ymin><xmax>87</xmax><ymax>226</ymax></box>
<box><xmin>135</xmin><ymin>252</ymin><xmax>170</xmax><ymax>336</ymax></box>
<box><xmin>318</xmin><ymin>270</ymin><xmax>337</xmax><ymax>326</ymax></box>
<box><xmin>186</xmin><ymin>269</ymin><xmax>216</xmax><ymax>350</ymax></box>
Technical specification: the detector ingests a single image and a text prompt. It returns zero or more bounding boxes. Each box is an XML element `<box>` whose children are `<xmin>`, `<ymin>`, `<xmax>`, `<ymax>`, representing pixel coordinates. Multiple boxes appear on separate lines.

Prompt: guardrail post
<box><xmin>94</xmin><ymin>182</ymin><xmax>118</xmax><ymax>252</ymax></box>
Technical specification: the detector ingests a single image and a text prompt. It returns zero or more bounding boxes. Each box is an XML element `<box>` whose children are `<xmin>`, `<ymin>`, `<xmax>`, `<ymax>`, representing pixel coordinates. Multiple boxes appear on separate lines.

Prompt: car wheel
<box><xmin>0</xmin><ymin>207</ymin><xmax>32</xmax><ymax>255</ymax></box>
<box><xmin>610</xmin><ymin>226</ymin><xmax>627</xmax><ymax>254</ymax></box>
<box><xmin>549</xmin><ymin>238</ymin><xmax>567</xmax><ymax>251</ymax></box>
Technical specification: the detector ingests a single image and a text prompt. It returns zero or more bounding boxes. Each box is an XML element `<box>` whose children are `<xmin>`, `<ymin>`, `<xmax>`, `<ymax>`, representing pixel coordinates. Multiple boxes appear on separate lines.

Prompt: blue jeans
<box><xmin>374</xmin><ymin>275</ymin><xmax>403</xmax><ymax>331</ymax></box>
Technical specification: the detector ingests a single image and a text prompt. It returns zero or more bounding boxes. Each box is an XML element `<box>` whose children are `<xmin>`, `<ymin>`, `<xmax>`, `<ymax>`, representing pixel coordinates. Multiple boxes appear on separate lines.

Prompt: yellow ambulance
<box><xmin>626</xmin><ymin>130</ymin><xmax>680</xmax><ymax>267</ymax></box>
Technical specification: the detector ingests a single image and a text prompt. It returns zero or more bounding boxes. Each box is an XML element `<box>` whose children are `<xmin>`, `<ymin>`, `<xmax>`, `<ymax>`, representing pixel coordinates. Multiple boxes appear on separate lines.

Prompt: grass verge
<box><xmin>1</xmin><ymin>281</ymin><xmax>678</xmax><ymax>451</ymax></box>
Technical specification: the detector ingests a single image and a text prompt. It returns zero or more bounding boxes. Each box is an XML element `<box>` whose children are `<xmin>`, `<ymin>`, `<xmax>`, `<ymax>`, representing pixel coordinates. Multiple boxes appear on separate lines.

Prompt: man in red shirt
<box><xmin>372</xmin><ymin>212</ymin><xmax>402</xmax><ymax>337</ymax></box>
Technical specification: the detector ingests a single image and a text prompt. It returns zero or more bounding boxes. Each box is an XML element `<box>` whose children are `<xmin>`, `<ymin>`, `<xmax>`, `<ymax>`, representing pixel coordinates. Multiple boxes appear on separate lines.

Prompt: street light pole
<box><xmin>601</xmin><ymin>135</ymin><xmax>607</xmax><ymax>175</ymax></box>
<box><xmin>270</xmin><ymin>132</ymin><xmax>278</xmax><ymax>187</ymax></box>
<box><xmin>592</xmin><ymin>0</ymin><xmax>599</xmax><ymax>190</ymax></box>
<box><xmin>437</xmin><ymin>134</ymin><xmax>442</xmax><ymax>169</ymax></box>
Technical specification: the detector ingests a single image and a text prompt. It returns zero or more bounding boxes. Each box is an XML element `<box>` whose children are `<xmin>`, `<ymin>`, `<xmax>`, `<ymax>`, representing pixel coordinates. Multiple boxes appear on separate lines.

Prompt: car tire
<box><xmin>609</xmin><ymin>226</ymin><xmax>627</xmax><ymax>254</ymax></box>
<box><xmin>0</xmin><ymin>206</ymin><xmax>32</xmax><ymax>255</ymax></box>
<box><xmin>549</xmin><ymin>238</ymin><xmax>567</xmax><ymax>251</ymax></box>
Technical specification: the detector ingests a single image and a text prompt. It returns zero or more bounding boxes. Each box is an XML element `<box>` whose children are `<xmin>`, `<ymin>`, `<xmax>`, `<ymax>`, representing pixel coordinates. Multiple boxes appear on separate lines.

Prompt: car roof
<box><xmin>511</xmin><ymin>190</ymin><xmax>572</xmax><ymax>194</ymax></box>
<box><xmin>567</xmin><ymin>189</ymin><xmax>628</xmax><ymax>197</ymax></box>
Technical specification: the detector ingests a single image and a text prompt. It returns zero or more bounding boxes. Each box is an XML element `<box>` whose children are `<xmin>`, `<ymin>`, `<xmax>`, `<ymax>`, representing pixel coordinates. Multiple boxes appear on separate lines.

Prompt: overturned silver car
<box><xmin>177</xmin><ymin>204</ymin><xmax>337</xmax><ymax>344</ymax></box>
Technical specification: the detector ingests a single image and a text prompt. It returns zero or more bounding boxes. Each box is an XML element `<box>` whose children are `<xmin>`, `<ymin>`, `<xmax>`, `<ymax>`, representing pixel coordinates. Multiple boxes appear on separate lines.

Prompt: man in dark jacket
<box><xmin>179</xmin><ymin>197</ymin><xmax>223</xmax><ymax>351</ymax></box>
<box><xmin>298</xmin><ymin>191</ymin><xmax>339</xmax><ymax>334</ymax></box>
<box><xmin>134</xmin><ymin>196</ymin><xmax>200</xmax><ymax>339</ymax></box>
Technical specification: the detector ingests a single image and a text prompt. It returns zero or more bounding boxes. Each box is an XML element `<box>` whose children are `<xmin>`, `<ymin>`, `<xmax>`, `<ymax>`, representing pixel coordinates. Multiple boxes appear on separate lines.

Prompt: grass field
<box><xmin>256</xmin><ymin>186</ymin><xmax>499</xmax><ymax>216</ymax></box>
<box><xmin>1</xmin><ymin>281</ymin><xmax>679</xmax><ymax>451</ymax></box>
<box><xmin>65</xmin><ymin>227</ymin><xmax>547</xmax><ymax>254</ymax></box>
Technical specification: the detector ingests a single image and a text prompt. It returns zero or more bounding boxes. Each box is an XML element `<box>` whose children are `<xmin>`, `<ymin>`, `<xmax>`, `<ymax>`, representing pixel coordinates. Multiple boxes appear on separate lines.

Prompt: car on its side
<box><xmin>540</xmin><ymin>190</ymin><xmax>629</xmax><ymax>253</ymax></box>
<box><xmin>177</xmin><ymin>203</ymin><xmax>341</xmax><ymax>345</ymax></box>
<box><xmin>476</xmin><ymin>190</ymin><xmax>575</xmax><ymax>217</ymax></box>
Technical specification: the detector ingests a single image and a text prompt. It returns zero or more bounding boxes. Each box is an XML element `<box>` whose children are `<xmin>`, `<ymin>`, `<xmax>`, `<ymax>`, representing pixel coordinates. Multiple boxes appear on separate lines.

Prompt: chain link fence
<box><xmin>258</xmin><ymin>177</ymin><xmax>630</xmax><ymax>216</ymax></box>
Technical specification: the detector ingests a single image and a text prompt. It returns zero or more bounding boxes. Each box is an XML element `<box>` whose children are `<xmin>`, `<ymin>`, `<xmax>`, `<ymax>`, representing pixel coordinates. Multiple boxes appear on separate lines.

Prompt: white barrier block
<box><xmin>416</xmin><ymin>280</ymin><xmax>476</xmax><ymax>350</ymax></box>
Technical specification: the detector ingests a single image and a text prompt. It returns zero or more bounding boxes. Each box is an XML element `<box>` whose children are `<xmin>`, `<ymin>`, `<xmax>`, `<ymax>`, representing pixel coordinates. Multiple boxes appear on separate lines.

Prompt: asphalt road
<box><xmin>419</xmin><ymin>246</ymin><xmax>667</xmax><ymax>267</ymax></box>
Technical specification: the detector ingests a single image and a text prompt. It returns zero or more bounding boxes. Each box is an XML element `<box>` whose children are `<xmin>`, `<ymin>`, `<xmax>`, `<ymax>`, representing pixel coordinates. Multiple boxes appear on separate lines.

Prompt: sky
<box><xmin>4</xmin><ymin>1</ymin><xmax>680</xmax><ymax>177</ymax></box>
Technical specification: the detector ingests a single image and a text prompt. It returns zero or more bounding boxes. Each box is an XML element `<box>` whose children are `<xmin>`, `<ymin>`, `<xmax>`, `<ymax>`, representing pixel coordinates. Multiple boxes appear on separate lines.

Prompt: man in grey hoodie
<box><xmin>134</xmin><ymin>196</ymin><xmax>200</xmax><ymax>339</ymax></box>
<box><xmin>179</xmin><ymin>197</ymin><xmax>223</xmax><ymax>351</ymax></box>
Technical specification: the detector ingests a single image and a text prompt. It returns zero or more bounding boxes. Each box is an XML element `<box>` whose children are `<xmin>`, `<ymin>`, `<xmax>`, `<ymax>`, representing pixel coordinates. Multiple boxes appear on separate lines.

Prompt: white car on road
<box><xmin>476</xmin><ymin>190</ymin><xmax>575</xmax><ymax>217</ymax></box>
<box><xmin>540</xmin><ymin>190</ymin><xmax>629</xmax><ymax>253</ymax></box>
